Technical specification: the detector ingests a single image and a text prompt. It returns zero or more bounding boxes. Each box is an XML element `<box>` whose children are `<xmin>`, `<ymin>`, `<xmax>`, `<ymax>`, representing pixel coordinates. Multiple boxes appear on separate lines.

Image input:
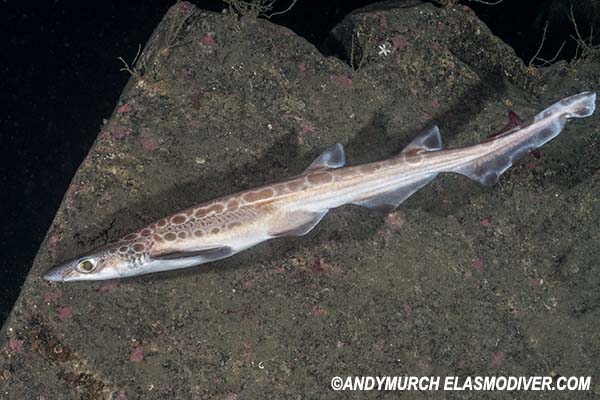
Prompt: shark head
<box><xmin>43</xmin><ymin>242</ymin><xmax>146</xmax><ymax>282</ymax></box>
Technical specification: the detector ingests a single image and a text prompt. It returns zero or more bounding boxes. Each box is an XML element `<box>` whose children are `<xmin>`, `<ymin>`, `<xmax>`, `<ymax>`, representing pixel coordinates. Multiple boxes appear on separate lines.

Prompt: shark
<box><xmin>44</xmin><ymin>91</ymin><xmax>596</xmax><ymax>282</ymax></box>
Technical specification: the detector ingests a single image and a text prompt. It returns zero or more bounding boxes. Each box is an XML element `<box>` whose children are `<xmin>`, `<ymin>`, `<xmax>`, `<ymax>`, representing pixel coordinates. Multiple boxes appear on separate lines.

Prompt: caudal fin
<box><xmin>452</xmin><ymin>91</ymin><xmax>596</xmax><ymax>186</ymax></box>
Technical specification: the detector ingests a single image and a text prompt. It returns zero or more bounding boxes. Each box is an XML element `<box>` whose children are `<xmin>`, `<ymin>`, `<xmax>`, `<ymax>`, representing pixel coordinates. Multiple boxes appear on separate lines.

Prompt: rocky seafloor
<box><xmin>1</xmin><ymin>1</ymin><xmax>599</xmax><ymax>399</ymax></box>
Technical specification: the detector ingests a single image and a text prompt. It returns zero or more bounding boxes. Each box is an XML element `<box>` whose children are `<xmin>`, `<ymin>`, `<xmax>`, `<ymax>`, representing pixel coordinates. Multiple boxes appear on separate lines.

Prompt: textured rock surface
<box><xmin>1</xmin><ymin>1</ymin><xmax>599</xmax><ymax>398</ymax></box>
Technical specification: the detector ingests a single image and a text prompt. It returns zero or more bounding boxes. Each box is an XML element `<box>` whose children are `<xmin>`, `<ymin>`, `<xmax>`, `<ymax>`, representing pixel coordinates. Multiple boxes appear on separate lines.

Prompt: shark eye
<box><xmin>77</xmin><ymin>258</ymin><xmax>97</xmax><ymax>273</ymax></box>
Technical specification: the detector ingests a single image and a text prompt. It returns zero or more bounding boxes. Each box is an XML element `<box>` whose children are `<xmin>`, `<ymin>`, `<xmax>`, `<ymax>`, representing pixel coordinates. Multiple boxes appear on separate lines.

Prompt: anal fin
<box><xmin>352</xmin><ymin>174</ymin><xmax>437</xmax><ymax>212</ymax></box>
<box><xmin>453</xmin><ymin>118</ymin><xmax>563</xmax><ymax>187</ymax></box>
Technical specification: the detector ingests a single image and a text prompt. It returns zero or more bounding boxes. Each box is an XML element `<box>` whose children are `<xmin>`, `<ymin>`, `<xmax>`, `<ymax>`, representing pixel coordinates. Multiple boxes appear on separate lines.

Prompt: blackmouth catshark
<box><xmin>44</xmin><ymin>92</ymin><xmax>596</xmax><ymax>282</ymax></box>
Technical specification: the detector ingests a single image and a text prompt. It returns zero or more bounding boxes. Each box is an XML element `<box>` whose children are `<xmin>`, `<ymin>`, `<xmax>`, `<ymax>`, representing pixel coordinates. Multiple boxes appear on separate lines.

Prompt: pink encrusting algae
<box><xmin>330</xmin><ymin>74</ymin><xmax>353</xmax><ymax>87</ymax></box>
<box><xmin>129</xmin><ymin>345</ymin><xmax>144</xmax><ymax>362</ymax></box>
<box><xmin>8</xmin><ymin>338</ymin><xmax>24</xmax><ymax>353</ymax></box>
<box><xmin>57</xmin><ymin>305</ymin><xmax>72</xmax><ymax>321</ymax></box>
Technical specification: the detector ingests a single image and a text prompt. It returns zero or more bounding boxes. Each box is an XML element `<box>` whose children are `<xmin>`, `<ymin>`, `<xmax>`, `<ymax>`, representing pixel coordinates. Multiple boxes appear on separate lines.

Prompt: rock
<box><xmin>1</xmin><ymin>1</ymin><xmax>598</xmax><ymax>398</ymax></box>
<box><xmin>326</xmin><ymin>0</ymin><xmax>539</xmax><ymax>94</ymax></box>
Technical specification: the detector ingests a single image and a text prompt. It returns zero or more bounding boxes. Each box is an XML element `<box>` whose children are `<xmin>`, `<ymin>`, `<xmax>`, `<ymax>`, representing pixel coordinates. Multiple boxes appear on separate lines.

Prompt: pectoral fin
<box><xmin>152</xmin><ymin>246</ymin><xmax>233</xmax><ymax>261</ymax></box>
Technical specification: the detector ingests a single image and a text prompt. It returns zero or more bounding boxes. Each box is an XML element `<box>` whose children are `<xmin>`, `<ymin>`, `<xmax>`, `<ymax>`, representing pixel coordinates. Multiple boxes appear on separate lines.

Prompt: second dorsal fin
<box><xmin>400</xmin><ymin>126</ymin><xmax>443</xmax><ymax>155</ymax></box>
<box><xmin>304</xmin><ymin>143</ymin><xmax>346</xmax><ymax>172</ymax></box>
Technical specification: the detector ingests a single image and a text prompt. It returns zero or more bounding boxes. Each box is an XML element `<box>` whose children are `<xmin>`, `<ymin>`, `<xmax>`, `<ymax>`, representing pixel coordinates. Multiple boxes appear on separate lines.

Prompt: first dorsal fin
<box><xmin>401</xmin><ymin>126</ymin><xmax>443</xmax><ymax>155</ymax></box>
<box><xmin>304</xmin><ymin>143</ymin><xmax>345</xmax><ymax>172</ymax></box>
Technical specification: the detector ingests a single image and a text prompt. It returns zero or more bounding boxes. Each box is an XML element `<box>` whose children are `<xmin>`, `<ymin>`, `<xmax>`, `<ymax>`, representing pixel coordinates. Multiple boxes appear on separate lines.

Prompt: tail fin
<box><xmin>452</xmin><ymin>92</ymin><xmax>596</xmax><ymax>186</ymax></box>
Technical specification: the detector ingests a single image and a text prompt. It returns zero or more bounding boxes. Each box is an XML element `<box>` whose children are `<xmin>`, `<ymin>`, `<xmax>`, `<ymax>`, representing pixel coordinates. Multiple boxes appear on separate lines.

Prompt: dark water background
<box><xmin>1</xmin><ymin>0</ymin><xmax>596</xmax><ymax>326</ymax></box>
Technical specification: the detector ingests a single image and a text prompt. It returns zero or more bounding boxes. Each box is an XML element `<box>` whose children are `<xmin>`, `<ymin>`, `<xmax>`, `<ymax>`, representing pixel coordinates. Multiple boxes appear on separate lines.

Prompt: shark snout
<box><xmin>43</xmin><ymin>265</ymin><xmax>67</xmax><ymax>282</ymax></box>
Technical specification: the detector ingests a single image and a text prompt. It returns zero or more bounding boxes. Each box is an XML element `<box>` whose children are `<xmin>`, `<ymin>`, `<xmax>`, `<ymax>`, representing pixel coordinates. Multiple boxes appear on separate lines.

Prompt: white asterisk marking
<box><xmin>378</xmin><ymin>43</ymin><xmax>392</xmax><ymax>56</ymax></box>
